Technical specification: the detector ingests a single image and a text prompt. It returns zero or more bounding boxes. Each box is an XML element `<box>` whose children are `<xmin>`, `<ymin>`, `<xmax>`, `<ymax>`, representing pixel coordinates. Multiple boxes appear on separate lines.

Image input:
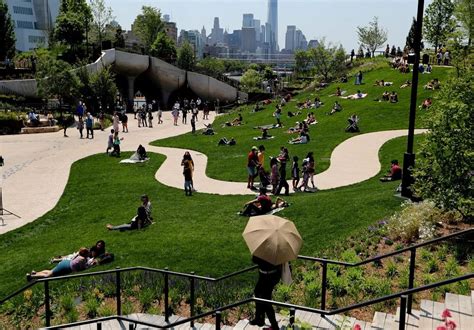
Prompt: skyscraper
<box><xmin>266</xmin><ymin>0</ymin><xmax>278</xmax><ymax>52</ymax></box>
<box><xmin>242</xmin><ymin>14</ymin><xmax>254</xmax><ymax>28</ymax></box>
<box><xmin>209</xmin><ymin>17</ymin><xmax>224</xmax><ymax>45</ymax></box>
<box><xmin>285</xmin><ymin>25</ymin><xmax>296</xmax><ymax>51</ymax></box>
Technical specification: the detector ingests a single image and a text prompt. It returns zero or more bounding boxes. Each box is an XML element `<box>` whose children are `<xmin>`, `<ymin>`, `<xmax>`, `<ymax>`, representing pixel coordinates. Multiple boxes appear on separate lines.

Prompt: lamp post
<box><xmin>401</xmin><ymin>0</ymin><xmax>425</xmax><ymax>198</ymax></box>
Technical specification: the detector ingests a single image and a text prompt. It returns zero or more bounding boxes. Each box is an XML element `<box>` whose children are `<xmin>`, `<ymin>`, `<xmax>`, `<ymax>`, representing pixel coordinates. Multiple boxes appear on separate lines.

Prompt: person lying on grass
<box><xmin>424</xmin><ymin>78</ymin><xmax>440</xmax><ymax>90</ymax></box>
<box><xmin>286</xmin><ymin>121</ymin><xmax>307</xmax><ymax>134</ymax></box>
<box><xmin>27</xmin><ymin>248</ymin><xmax>91</xmax><ymax>280</ymax></box>
<box><xmin>218</xmin><ymin>137</ymin><xmax>237</xmax><ymax>146</ymax></box>
<box><xmin>107</xmin><ymin>195</ymin><xmax>152</xmax><ymax>231</ymax></box>
<box><xmin>224</xmin><ymin>113</ymin><xmax>243</xmax><ymax>126</ymax></box>
<box><xmin>400</xmin><ymin>80</ymin><xmax>411</xmax><ymax>89</ymax></box>
<box><xmin>289</xmin><ymin>131</ymin><xmax>310</xmax><ymax>145</ymax></box>
<box><xmin>420</xmin><ymin>98</ymin><xmax>432</xmax><ymax>109</ymax></box>
<box><xmin>51</xmin><ymin>240</ymin><xmax>105</xmax><ymax>263</ymax></box>
<box><xmin>239</xmin><ymin>187</ymin><xmax>288</xmax><ymax>217</ymax></box>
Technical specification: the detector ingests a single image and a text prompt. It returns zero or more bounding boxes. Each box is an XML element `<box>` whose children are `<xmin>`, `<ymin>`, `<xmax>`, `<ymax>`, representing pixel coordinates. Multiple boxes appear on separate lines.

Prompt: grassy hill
<box><xmin>0</xmin><ymin>62</ymin><xmax>452</xmax><ymax>296</ymax></box>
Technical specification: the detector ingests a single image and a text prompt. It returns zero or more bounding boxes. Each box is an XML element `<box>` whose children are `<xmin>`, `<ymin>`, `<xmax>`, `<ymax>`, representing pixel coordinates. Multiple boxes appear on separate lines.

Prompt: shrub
<box><xmin>122</xmin><ymin>300</ymin><xmax>136</xmax><ymax>316</ymax></box>
<box><xmin>274</xmin><ymin>284</ymin><xmax>292</xmax><ymax>302</ymax></box>
<box><xmin>304</xmin><ymin>281</ymin><xmax>321</xmax><ymax>307</ymax></box>
<box><xmin>387</xmin><ymin>201</ymin><xmax>443</xmax><ymax>242</ymax></box>
<box><xmin>444</xmin><ymin>256</ymin><xmax>460</xmax><ymax>277</ymax></box>
<box><xmin>425</xmin><ymin>258</ymin><xmax>439</xmax><ymax>273</ymax></box>
<box><xmin>138</xmin><ymin>288</ymin><xmax>155</xmax><ymax>312</ymax></box>
<box><xmin>385</xmin><ymin>260</ymin><xmax>398</xmax><ymax>278</ymax></box>
<box><xmin>59</xmin><ymin>294</ymin><xmax>75</xmax><ymax>313</ymax></box>
<box><xmin>84</xmin><ymin>297</ymin><xmax>100</xmax><ymax>318</ymax></box>
<box><xmin>97</xmin><ymin>300</ymin><xmax>115</xmax><ymax>317</ymax></box>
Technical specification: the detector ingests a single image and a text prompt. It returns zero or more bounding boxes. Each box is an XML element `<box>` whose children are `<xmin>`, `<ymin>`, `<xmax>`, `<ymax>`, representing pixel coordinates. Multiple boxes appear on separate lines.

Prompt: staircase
<box><xmin>53</xmin><ymin>291</ymin><xmax>473</xmax><ymax>330</ymax></box>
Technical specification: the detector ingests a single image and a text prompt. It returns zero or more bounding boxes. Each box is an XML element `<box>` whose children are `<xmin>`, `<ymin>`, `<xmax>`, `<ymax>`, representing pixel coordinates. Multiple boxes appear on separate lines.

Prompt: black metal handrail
<box><xmin>46</xmin><ymin>273</ymin><xmax>473</xmax><ymax>330</ymax></box>
<box><xmin>1</xmin><ymin>228</ymin><xmax>471</xmax><ymax>328</ymax></box>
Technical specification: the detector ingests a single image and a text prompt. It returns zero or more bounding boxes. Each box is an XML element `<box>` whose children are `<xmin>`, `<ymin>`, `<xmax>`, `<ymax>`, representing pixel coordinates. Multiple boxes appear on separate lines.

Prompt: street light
<box><xmin>401</xmin><ymin>0</ymin><xmax>425</xmax><ymax>198</ymax></box>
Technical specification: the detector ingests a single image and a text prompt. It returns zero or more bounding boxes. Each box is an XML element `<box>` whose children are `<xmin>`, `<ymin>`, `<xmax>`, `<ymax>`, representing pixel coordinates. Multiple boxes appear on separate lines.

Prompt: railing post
<box><xmin>97</xmin><ymin>322</ymin><xmax>102</xmax><ymax>330</ymax></box>
<box><xmin>115</xmin><ymin>267</ymin><xmax>122</xmax><ymax>315</ymax></box>
<box><xmin>399</xmin><ymin>295</ymin><xmax>408</xmax><ymax>330</ymax></box>
<box><xmin>129</xmin><ymin>323</ymin><xmax>134</xmax><ymax>330</ymax></box>
<box><xmin>289</xmin><ymin>308</ymin><xmax>295</xmax><ymax>327</ymax></box>
<box><xmin>215</xmin><ymin>311</ymin><xmax>221</xmax><ymax>330</ymax></box>
<box><xmin>164</xmin><ymin>267</ymin><xmax>169</xmax><ymax>323</ymax></box>
<box><xmin>407</xmin><ymin>248</ymin><xmax>416</xmax><ymax>314</ymax></box>
<box><xmin>320</xmin><ymin>261</ymin><xmax>328</xmax><ymax>310</ymax></box>
<box><xmin>190</xmin><ymin>271</ymin><xmax>195</xmax><ymax>328</ymax></box>
<box><xmin>44</xmin><ymin>280</ymin><xmax>51</xmax><ymax>327</ymax></box>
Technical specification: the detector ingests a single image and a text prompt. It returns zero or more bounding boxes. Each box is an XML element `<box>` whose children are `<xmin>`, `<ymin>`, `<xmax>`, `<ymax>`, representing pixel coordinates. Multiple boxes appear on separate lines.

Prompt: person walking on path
<box><xmin>291</xmin><ymin>156</ymin><xmax>300</xmax><ymax>191</ymax></box>
<box><xmin>77</xmin><ymin>117</ymin><xmax>84</xmax><ymax>139</ymax></box>
<box><xmin>98</xmin><ymin>110</ymin><xmax>105</xmax><ymax>131</ymax></box>
<box><xmin>191</xmin><ymin>116</ymin><xmax>196</xmax><ymax>134</ymax></box>
<box><xmin>305</xmin><ymin>152</ymin><xmax>317</xmax><ymax>189</ymax></box>
<box><xmin>122</xmin><ymin>112</ymin><xmax>129</xmax><ymax>132</ymax></box>
<box><xmin>147</xmin><ymin>110</ymin><xmax>153</xmax><ymax>128</ymax></box>
<box><xmin>172</xmin><ymin>104</ymin><xmax>180</xmax><ymax>126</ymax></box>
<box><xmin>106</xmin><ymin>129</ymin><xmax>115</xmax><ymax>155</ymax></box>
<box><xmin>249</xmin><ymin>256</ymin><xmax>281</xmax><ymax>330</ymax></box>
<box><xmin>182</xmin><ymin>106</ymin><xmax>188</xmax><ymax>124</ymax></box>
<box><xmin>113</xmin><ymin>112</ymin><xmax>120</xmax><ymax>132</ymax></box>
<box><xmin>85</xmin><ymin>113</ymin><xmax>94</xmax><ymax>139</ymax></box>
<box><xmin>275</xmin><ymin>148</ymin><xmax>290</xmax><ymax>196</ymax></box>
<box><xmin>157</xmin><ymin>107</ymin><xmax>163</xmax><ymax>124</ymax></box>
<box><xmin>76</xmin><ymin>101</ymin><xmax>85</xmax><ymax>119</ymax></box>
<box><xmin>183</xmin><ymin>159</ymin><xmax>193</xmax><ymax>196</ymax></box>
<box><xmin>247</xmin><ymin>146</ymin><xmax>259</xmax><ymax>190</ymax></box>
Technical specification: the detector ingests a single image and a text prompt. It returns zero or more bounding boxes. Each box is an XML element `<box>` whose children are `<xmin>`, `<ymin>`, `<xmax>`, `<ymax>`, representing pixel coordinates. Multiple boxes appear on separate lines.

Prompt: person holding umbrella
<box><xmin>243</xmin><ymin>215</ymin><xmax>302</xmax><ymax>330</ymax></box>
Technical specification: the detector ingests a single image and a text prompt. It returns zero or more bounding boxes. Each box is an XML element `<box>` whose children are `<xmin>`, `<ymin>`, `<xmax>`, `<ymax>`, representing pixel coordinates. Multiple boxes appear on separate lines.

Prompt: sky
<box><xmin>106</xmin><ymin>0</ymin><xmax>433</xmax><ymax>52</ymax></box>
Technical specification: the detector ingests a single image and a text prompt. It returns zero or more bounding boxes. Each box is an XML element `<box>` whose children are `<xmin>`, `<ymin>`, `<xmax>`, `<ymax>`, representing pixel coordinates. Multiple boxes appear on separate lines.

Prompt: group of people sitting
<box><xmin>424</xmin><ymin>78</ymin><xmax>440</xmax><ymax>90</ymax></box>
<box><xmin>381</xmin><ymin>91</ymin><xmax>399</xmax><ymax>103</ymax></box>
<box><xmin>373</xmin><ymin>80</ymin><xmax>393</xmax><ymax>87</ymax></box>
<box><xmin>419</xmin><ymin>63</ymin><xmax>433</xmax><ymax>74</ymax></box>
<box><xmin>218</xmin><ymin>137</ymin><xmax>237</xmax><ymax>146</ymax></box>
<box><xmin>26</xmin><ymin>240</ymin><xmax>113</xmax><ymax>280</ymax></box>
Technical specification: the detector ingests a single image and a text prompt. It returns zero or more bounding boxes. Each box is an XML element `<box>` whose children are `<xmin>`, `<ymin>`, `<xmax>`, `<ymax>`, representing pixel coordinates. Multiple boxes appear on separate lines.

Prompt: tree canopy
<box><xmin>356</xmin><ymin>17</ymin><xmax>388</xmax><ymax>56</ymax></box>
<box><xmin>0</xmin><ymin>0</ymin><xmax>16</xmax><ymax>60</ymax></box>
<box><xmin>132</xmin><ymin>6</ymin><xmax>164</xmax><ymax>53</ymax></box>
<box><xmin>414</xmin><ymin>69</ymin><xmax>473</xmax><ymax>218</ymax></box>
<box><xmin>453</xmin><ymin>0</ymin><xmax>474</xmax><ymax>46</ymax></box>
<box><xmin>240</xmin><ymin>69</ymin><xmax>262</xmax><ymax>93</ymax></box>
<box><xmin>150</xmin><ymin>31</ymin><xmax>177</xmax><ymax>62</ymax></box>
<box><xmin>89</xmin><ymin>0</ymin><xmax>115</xmax><ymax>49</ymax></box>
<box><xmin>423</xmin><ymin>0</ymin><xmax>456</xmax><ymax>52</ymax></box>
<box><xmin>177</xmin><ymin>41</ymin><xmax>196</xmax><ymax>71</ymax></box>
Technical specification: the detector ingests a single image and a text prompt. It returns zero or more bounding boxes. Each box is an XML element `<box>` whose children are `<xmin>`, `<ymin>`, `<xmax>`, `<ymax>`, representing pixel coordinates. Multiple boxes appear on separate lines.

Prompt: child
<box><xmin>106</xmin><ymin>129</ymin><xmax>115</xmax><ymax>154</ymax></box>
<box><xmin>183</xmin><ymin>159</ymin><xmax>193</xmax><ymax>196</ymax></box>
<box><xmin>270</xmin><ymin>157</ymin><xmax>279</xmax><ymax>195</ymax></box>
<box><xmin>291</xmin><ymin>156</ymin><xmax>300</xmax><ymax>191</ymax></box>
<box><xmin>298</xmin><ymin>159</ymin><xmax>310</xmax><ymax>192</ymax></box>
<box><xmin>111</xmin><ymin>131</ymin><xmax>123</xmax><ymax>157</ymax></box>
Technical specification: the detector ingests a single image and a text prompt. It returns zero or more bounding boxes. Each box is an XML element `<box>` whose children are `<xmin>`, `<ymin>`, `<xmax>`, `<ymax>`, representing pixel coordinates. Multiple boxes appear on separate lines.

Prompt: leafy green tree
<box><xmin>150</xmin><ymin>31</ymin><xmax>177</xmax><ymax>62</ymax></box>
<box><xmin>356</xmin><ymin>17</ymin><xmax>388</xmax><ymax>57</ymax></box>
<box><xmin>453</xmin><ymin>0</ymin><xmax>474</xmax><ymax>47</ymax></box>
<box><xmin>89</xmin><ymin>0</ymin><xmax>115</xmax><ymax>50</ymax></box>
<box><xmin>0</xmin><ymin>0</ymin><xmax>16</xmax><ymax>60</ymax></box>
<box><xmin>423</xmin><ymin>0</ymin><xmax>456</xmax><ymax>53</ymax></box>
<box><xmin>196</xmin><ymin>57</ymin><xmax>226</xmax><ymax>77</ymax></box>
<box><xmin>294</xmin><ymin>49</ymin><xmax>311</xmax><ymax>76</ymax></box>
<box><xmin>177</xmin><ymin>41</ymin><xmax>196</xmax><ymax>71</ymax></box>
<box><xmin>114</xmin><ymin>27</ymin><xmax>125</xmax><ymax>48</ymax></box>
<box><xmin>91</xmin><ymin>67</ymin><xmax>117</xmax><ymax>112</ymax></box>
<box><xmin>36</xmin><ymin>57</ymin><xmax>80</xmax><ymax>106</ymax></box>
<box><xmin>413</xmin><ymin>70</ymin><xmax>473</xmax><ymax>218</ymax></box>
<box><xmin>240</xmin><ymin>69</ymin><xmax>262</xmax><ymax>93</ymax></box>
<box><xmin>308</xmin><ymin>40</ymin><xmax>347</xmax><ymax>82</ymax></box>
<box><xmin>263</xmin><ymin>66</ymin><xmax>275</xmax><ymax>80</ymax></box>
<box><xmin>406</xmin><ymin>17</ymin><xmax>425</xmax><ymax>51</ymax></box>
<box><xmin>132</xmin><ymin>6</ymin><xmax>164</xmax><ymax>53</ymax></box>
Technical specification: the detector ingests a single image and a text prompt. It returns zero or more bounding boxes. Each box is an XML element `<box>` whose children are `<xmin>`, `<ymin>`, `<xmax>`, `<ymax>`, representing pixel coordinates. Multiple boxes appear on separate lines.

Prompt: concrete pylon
<box><xmin>127</xmin><ymin>76</ymin><xmax>136</xmax><ymax>103</ymax></box>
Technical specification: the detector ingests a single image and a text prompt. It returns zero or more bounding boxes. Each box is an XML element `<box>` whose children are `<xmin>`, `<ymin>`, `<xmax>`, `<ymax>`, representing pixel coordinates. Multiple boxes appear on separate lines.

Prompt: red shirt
<box><xmin>390</xmin><ymin>164</ymin><xmax>402</xmax><ymax>180</ymax></box>
<box><xmin>248</xmin><ymin>151</ymin><xmax>258</xmax><ymax>167</ymax></box>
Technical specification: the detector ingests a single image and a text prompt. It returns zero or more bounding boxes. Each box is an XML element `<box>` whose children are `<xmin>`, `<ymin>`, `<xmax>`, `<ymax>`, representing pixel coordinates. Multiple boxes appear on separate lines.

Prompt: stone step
<box><xmin>371</xmin><ymin>311</ymin><xmax>395</xmax><ymax>329</ymax></box>
<box><xmin>419</xmin><ymin>299</ymin><xmax>435</xmax><ymax>329</ymax></box>
<box><xmin>21</xmin><ymin>125</ymin><xmax>61</xmax><ymax>134</ymax></box>
<box><xmin>394</xmin><ymin>307</ymin><xmax>421</xmax><ymax>329</ymax></box>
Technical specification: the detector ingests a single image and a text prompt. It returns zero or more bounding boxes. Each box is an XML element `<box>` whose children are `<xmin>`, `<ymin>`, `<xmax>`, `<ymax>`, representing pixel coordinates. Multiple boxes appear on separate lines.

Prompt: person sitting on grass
<box><xmin>239</xmin><ymin>187</ymin><xmax>288</xmax><ymax>217</ymax></box>
<box><xmin>305</xmin><ymin>113</ymin><xmax>317</xmax><ymax>125</ymax></box>
<box><xmin>253</xmin><ymin>102</ymin><xmax>263</xmax><ymax>112</ymax></box>
<box><xmin>289</xmin><ymin>131</ymin><xmax>310</xmax><ymax>144</ymax></box>
<box><xmin>389</xmin><ymin>91</ymin><xmax>399</xmax><ymax>103</ymax></box>
<box><xmin>424</xmin><ymin>78</ymin><xmax>440</xmax><ymax>90</ymax></box>
<box><xmin>380</xmin><ymin>160</ymin><xmax>402</xmax><ymax>182</ymax></box>
<box><xmin>107</xmin><ymin>195</ymin><xmax>152</xmax><ymax>231</ymax></box>
<box><xmin>335</xmin><ymin>87</ymin><xmax>342</xmax><ymax>96</ymax></box>
<box><xmin>203</xmin><ymin>123</ymin><xmax>215</xmax><ymax>135</ymax></box>
<box><xmin>313</xmin><ymin>96</ymin><xmax>323</xmax><ymax>108</ymax></box>
<box><xmin>420</xmin><ymin>98</ymin><xmax>432</xmax><ymax>109</ymax></box>
<box><xmin>137</xmin><ymin>145</ymin><xmax>148</xmax><ymax>160</ymax></box>
<box><xmin>225</xmin><ymin>113</ymin><xmax>243</xmax><ymax>126</ymax></box>
<box><xmin>426</xmin><ymin>64</ymin><xmax>432</xmax><ymax>73</ymax></box>
<box><xmin>287</xmin><ymin>110</ymin><xmax>301</xmax><ymax>117</ymax></box>
<box><xmin>382</xmin><ymin>91</ymin><xmax>390</xmax><ymax>101</ymax></box>
<box><xmin>27</xmin><ymin>248</ymin><xmax>90</xmax><ymax>281</ymax></box>
<box><xmin>329</xmin><ymin>101</ymin><xmax>342</xmax><ymax>115</ymax></box>
<box><xmin>218</xmin><ymin>137</ymin><xmax>236</xmax><ymax>146</ymax></box>
<box><xmin>345</xmin><ymin>114</ymin><xmax>360</xmax><ymax>133</ymax></box>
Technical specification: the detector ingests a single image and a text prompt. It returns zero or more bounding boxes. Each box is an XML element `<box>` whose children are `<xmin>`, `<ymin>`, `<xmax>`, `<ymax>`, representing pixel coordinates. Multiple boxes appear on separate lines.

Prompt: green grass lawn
<box><xmin>0</xmin><ymin>134</ymin><xmax>420</xmax><ymax>296</ymax></box>
<box><xmin>153</xmin><ymin>64</ymin><xmax>451</xmax><ymax>181</ymax></box>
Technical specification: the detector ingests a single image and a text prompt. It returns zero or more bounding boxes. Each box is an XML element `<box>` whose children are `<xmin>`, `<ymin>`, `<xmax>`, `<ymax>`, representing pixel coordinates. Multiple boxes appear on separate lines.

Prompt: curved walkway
<box><xmin>152</xmin><ymin>129</ymin><xmax>427</xmax><ymax>195</ymax></box>
<box><xmin>0</xmin><ymin>109</ymin><xmax>425</xmax><ymax>234</ymax></box>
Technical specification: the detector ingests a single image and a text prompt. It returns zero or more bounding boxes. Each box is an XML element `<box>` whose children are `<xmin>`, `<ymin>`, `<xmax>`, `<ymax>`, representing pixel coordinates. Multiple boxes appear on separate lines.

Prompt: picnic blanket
<box><xmin>253</xmin><ymin>136</ymin><xmax>275</xmax><ymax>141</ymax></box>
<box><xmin>120</xmin><ymin>152</ymin><xmax>150</xmax><ymax>164</ymax></box>
<box><xmin>341</xmin><ymin>93</ymin><xmax>368</xmax><ymax>100</ymax></box>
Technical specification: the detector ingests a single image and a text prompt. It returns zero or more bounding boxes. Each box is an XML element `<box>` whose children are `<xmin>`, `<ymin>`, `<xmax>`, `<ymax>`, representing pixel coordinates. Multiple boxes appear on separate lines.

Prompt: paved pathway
<box><xmin>0</xmin><ymin>110</ymin><xmax>425</xmax><ymax>234</ymax></box>
<box><xmin>152</xmin><ymin>129</ymin><xmax>427</xmax><ymax>195</ymax></box>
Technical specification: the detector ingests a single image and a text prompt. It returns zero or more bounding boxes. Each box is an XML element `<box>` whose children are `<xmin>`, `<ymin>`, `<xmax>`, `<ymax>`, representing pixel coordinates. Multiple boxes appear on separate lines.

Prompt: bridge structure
<box><xmin>0</xmin><ymin>49</ymin><xmax>246</xmax><ymax>109</ymax></box>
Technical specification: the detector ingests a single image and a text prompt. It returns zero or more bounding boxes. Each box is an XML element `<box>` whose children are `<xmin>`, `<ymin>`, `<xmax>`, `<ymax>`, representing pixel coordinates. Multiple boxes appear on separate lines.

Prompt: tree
<box><xmin>195</xmin><ymin>57</ymin><xmax>225</xmax><ymax>78</ymax></box>
<box><xmin>89</xmin><ymin>0</ymin><xmax>115</xmax><ymax>50</ymax></box>
<box><xmin>308</xmin><ymin>40</ymin><xmax>347</xmax><ymax>82</ymax></box>
<box><xmin>0</xmin><ymin>0</ymin><xmax>15</xmax><ymax>60</ymax></box>
<box><xmin>36</xmin><ymin>57</ymin><xmax>80</xmax><ymax>106</ymax></box>
<box><xmin>177</xmin><ymin>41</ymin><xmax>196</xmax><ymax>71</ymax></box>
<box><xmin>454</xmin><ymin>0</ymin><xmax>474</xmax><ymax>47</ymax></box>
<box><xmin>240</xmin><ymin>69</ymin><xmax>263</xmax><ymax>93</ymax></box>
<box><xmin>423</xmin><ymin>0</ymin><xmax>456</xmax><ymax>53</ymax></box>
<box><xmin>132</xmin><ymin>6</ymin><xmax>164</xmax><ymax>53</ymax></box>
<box><xmin>356</xmin><ymin>17</ymin><xmax>388</xmax><ymax>57</ymax></box>
<box><xmin>90</xmin><ymin>67</ymin><xmax>117</xmax><ymax>112</ymax></box>
<box><xmin>114</xmin><ymin>27</ymin><xmax>125</xmax><ymax>48</ymax></box>
<box><xmin>413</xmin><ymin>70</ymin><xmax>473</xmax><ymax>218</ymax></box>
<box><xmin>294</xmin><ymin>49</ymin><xmax>311</xmax><ymax>76</ymax></box>
<box><xmin>150</xmin><ymin>32</ymin><xmax>177</xmax><ymax>62</ymax></box>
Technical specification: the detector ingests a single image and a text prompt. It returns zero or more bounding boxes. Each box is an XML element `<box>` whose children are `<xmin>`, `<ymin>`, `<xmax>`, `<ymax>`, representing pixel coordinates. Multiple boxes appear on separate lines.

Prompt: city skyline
<box><xmin>106</xmin><ymin>0</ymin><xmax>434</xmax><ymax>52</ymax></box>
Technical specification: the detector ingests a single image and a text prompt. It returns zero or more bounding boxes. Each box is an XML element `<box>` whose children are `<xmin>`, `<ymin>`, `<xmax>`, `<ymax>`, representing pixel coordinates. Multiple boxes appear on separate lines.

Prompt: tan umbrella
<box><xmin>242</xmin><ymin>215</ymin><xmax>303</xmax><ymax>265</ymax></box>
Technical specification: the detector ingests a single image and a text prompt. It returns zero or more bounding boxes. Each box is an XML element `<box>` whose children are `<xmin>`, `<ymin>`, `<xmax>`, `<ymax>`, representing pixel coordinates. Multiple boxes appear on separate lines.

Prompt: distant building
<box><xmin>308</xmin><ymin>39</ymin><xmax>320</xmax><ymax>49</ymax></box>
<box><xmin>266</xmin><ymin>0</ymin><xmax>279</xmax><ymax>52</ymax></box>
<box><xmin>179</xmin><ymin>29</ymin><xmax>203</xmax><ymax>59</ymax></box>
<box><xmin>241</xmin><ymin>27</ymin><xmax>257</xmax><ymax>53</ymax></box>
<box><xmin>242</xmin><ymin>13</ymin><xmax>254</xmax><ymax>28</ymax></box>
<box><xmin>163</xmin><ymin>14</ymin><xmax>170</xmax><ymax>23</ymax></box>
<box><xmin>209</xmin><ymin>17</ymin><xmax>224</xmax><ymax>45</ymax></box>
<box><xmin>164</xmin><ymin>21</ymin><xmax>178</xmax><ymax>44</ymax></box>
<box><xmin>124</xmin><ymin>30</ymin><xmax>141</xmax><ymax>49</ymax></box>
<box><xmin>226</xmin><ymin>30</ymin><xmax>242</xmax><ymax>55</ymax></box>
<box><xmin>295</xmin><ymin>29</ymin><xmax>307</xmax><ymax>50</ymax></box>
<box><xmin>285</xmin><ymin>25</ymin><xmax>307</xmax><ymax>52</ymax></box>
<box><xmin>201</xmin><ymin>26</ymin><xmax>207</xmax><ymax>44</ymax></box>
<box><xmin>6</xmin><ymin>0</ymin><xmax>60</xmax><ymax>52</ymax></box>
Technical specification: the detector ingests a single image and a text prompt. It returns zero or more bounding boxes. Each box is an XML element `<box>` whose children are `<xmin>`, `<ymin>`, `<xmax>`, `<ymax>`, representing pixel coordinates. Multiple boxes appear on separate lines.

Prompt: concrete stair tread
<box><xmin>445</xmin><ymin>292</ymin><xmax>461</xmax><ymax>326</ymax></box>
<box><xmin>419</xmin><ymin>299</ymin><xmax>435</xmax><ymax>329</ymax></box>
<box><xmin>394</xmin><ymin>307</ymin><xmax>421</xmax><ymax>329</ymax></box>
<box><xmin>371</xmin><ymin>312</ymin><xmax>396</xmax><ymax>329</ymax></box>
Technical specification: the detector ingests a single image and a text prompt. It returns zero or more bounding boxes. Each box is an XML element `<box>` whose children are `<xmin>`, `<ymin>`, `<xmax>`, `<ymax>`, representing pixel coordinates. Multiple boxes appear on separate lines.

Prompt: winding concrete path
<box><xmin>0</xmin><ymin>109</ymin><xmax>425</xmax><ymax>234</ymax></box>
<box><xmin>152</xmin><ymin>129</ymin><xmax>427</xmax><ymax>195</ymax></box>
